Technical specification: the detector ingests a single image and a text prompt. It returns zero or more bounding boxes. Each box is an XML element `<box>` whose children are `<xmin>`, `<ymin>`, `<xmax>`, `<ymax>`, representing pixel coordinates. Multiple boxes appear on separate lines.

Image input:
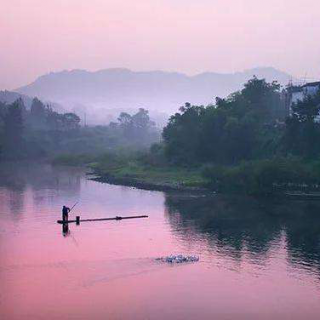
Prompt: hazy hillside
<box><xmin>0</xmin><ymin>90</ymin><xmax>65</xmax><ymax>112</ymax></box>
<box><xmin>0</xmin><ymin>90</ymin><xmax>34</xmax><ymax>108</ymax></box>
<box><xmin>16</xmin><ymin>67</ymin><xmax>294</xmax><ymax>125</ymax></box>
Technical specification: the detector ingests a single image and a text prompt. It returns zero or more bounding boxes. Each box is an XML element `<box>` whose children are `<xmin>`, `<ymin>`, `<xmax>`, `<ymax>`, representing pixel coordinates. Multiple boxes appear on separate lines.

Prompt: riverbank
<box><xmin>52</xmin><ymin>153</ymin><xmax>209</xmax><ymax>192</ymax></box>
<box><xmin>90</xmin><ymin>161</ymin><xmax>208</xmax><ymax>192</ymax></box>
<box><xmin>51</xmin><ymin>153</ymin><xmax>320</xmax><ymax>197</ymax></box>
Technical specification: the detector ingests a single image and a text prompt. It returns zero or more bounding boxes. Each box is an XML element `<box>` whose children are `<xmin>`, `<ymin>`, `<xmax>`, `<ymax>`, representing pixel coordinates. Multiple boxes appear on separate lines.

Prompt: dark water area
<box><xmin>1</xmin><ymin>163</ymin><xmax>320</xmax><ymax>320</ymax></box>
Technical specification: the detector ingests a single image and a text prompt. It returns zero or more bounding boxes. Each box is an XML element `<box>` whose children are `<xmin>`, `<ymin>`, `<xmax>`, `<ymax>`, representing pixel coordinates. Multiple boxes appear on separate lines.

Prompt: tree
<box><xmin>284</xmin><ymin>90</ymin><xmax>320</xmax><ymax>158</ymax></box>
<box><xmin>241</xmin><ymin>77</ymin><xmax>281</xmax><ymax>121</ymax></box>
<box><xmin>118</xmin><ymin>112</ymin><xmax>132</xmax><ymax>127</ymax></box>
<box><xmin>163</xmin><ymin>103</ymin><xmax>204</xmax><ymax>164</ymax></box>
<box><xmin>132</xmin><ymin>108</ymin><xmax>154</xmax><ymax>130</ymax></box>
<box><xmin>162</xmin><ymin>78</ymin><xmax>283</xmax><ymax>165</ymax></box>
<box><xmin>0</xmin><ymin>102</ymin><xmax>6</xmax><ymax>158</ymax></box>
<box><xmin>131</xmin><ymin>108</ymin><xmax>155</xmax><ymax>142</ymax></box>
<box><xmin>62</xmin><ymin>113</ymin><xmax>81</xmax><ymax>131</ymax></box>
<box><xmin>29</xmin><ymin>97</ymin><xmax>47</xmax><ymax>129</ymax></box>
<box><xmin>3</xmin><ymin>100</ymin><xmax>25</xmax><ymax>158</ymax></box>
<box><xmin>291</xmin><ymin>92</ymin><xmax>320</xmax><ymax>123</ymax></box>
<box><xmin>116</xmin><ymin>109</ymin><xmax>157</xmax><ymax>147</ymax></box>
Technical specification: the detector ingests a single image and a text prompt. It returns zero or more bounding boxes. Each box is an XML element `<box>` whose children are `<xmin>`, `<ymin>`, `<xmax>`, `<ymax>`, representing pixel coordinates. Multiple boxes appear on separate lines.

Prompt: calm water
<box><xmin>1</xmin><ymin>163</ymin><xmax>320</xmax><ymax>320</ymax></box>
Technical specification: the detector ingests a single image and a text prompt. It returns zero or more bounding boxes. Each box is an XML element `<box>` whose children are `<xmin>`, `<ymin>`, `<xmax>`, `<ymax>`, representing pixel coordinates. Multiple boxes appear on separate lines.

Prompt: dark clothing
<box><xmin>62</xmin><ymin>206</ymin><xmax>70</xmax><ymax>222</ymax></box>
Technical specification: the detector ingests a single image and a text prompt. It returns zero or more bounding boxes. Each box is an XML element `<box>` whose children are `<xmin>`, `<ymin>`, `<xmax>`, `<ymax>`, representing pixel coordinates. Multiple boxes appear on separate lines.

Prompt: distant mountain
<box><xmin>16</xmin><ymin>67</ymin><xmax>295</xmax><ymax>124</ymax></box>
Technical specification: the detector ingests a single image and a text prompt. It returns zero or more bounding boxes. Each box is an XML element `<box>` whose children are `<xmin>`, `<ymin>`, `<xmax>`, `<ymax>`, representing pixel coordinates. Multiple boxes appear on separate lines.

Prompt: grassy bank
<box><xmin>90</xmin><ymin>158</ymin><xmax>207</xmax><ymax>192</ymax></box>
<box><xmin>203</xmin><ymin>158</ymin><xmax>320</xmax><ymax>196</ymax></box>
<box><xmin>93</xmin><ymin>156</ymin><xmax>320</xmax><ymax>195</ymax></box>
<box><xmin>52</xmin><ymin>152</ymin><xmax>206</xmax><ymax>191</ymax></box>
<box><xmin>52</xmin><ymin>152</ymin><xmax>320</xmax><ymax>196</ymax></box>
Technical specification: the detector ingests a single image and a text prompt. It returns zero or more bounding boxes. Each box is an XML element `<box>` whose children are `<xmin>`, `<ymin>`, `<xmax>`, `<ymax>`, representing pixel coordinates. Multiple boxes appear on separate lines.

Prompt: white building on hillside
<box><xmin>286</xmin><ymin>81</ymin><xmax>320</xmax><ymax>115</ymax></box>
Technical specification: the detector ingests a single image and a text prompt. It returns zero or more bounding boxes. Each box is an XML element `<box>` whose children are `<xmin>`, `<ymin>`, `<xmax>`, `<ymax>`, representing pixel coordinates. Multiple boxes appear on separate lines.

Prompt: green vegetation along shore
<box><xmin>52</xmin><ymin>152</ymin><xmax>320</xmax><ymax>196</ymax></box>
<box><xmin>5</xmin><ymin>76</ymin><xmax>320</xmax><ymax>197</ymax></box>
<box><xmin>91</xmin><ymin>161</ymin><xmax>207</xmax><ymax>192</ymax></box>
<box><xmin>0</xmin><ymin>100</ymin><xmax>159</xmax><ymax>161</ymax></box>
<box><xmin>53</xmin><ymin>152</ymin><xmax>207</xmax><ymax>192</ymax></box>
<box><xmin>52</xmin><ymin>77</ymin><xmax>320</xmax><ymax>196</ymax></box>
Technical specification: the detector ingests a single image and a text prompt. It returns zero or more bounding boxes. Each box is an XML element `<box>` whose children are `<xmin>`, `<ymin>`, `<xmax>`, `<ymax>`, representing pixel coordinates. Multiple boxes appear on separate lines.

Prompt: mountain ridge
<box><xmin>16</xmin><ymin>67</ymin><xmax>295</xmax><ymax>124</ymax></box>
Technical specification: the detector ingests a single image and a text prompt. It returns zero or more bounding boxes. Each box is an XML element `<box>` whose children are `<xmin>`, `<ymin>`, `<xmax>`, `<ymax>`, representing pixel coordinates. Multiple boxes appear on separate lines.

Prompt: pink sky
<box><xmin>1</xmin><ymin>0</ymin><xmax>320</xmax><ymax>90</ymax></box>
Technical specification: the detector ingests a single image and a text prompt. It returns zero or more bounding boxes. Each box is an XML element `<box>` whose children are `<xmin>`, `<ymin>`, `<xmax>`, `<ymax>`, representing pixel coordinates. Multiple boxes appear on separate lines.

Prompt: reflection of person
<box><xmin>62</xmin><ymin>205</ymin><xmax>71</xmax><ymax>222</ymax></box>
<box><xmin>62</xmin><ymin>223</ymin><xmax>70</xmax><ymax>237</ymax></box>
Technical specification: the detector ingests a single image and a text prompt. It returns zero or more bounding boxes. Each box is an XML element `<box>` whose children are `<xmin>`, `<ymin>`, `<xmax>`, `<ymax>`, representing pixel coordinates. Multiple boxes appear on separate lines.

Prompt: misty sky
<box><xmin>1</xmin><ymin>0</ymin><xmax>319</xmax><ymax>90</ymax></box>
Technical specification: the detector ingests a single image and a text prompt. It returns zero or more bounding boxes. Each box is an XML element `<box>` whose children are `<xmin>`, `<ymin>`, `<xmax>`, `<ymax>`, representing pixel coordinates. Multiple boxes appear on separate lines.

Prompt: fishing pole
<box><xmin>69</xmin><ymin>201</ymin><xmax>78</xmax><ymax>212</ymax></box>
<box><xmin>69</xmin><ymin>203</ymin><xmax>80</xmax><ymax>247</ymax></box>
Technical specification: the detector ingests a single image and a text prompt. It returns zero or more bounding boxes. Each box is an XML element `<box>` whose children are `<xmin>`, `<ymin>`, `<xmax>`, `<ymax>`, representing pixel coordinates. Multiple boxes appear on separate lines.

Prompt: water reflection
<box><xmin>165</xmin><ymin>193</ymin><xmax>320</xmax><ymax>276</ymax></box>
<box><xmin>2</xmin><ymin>163</ymin><xmax>320</xmax><ymax>319</ymax></box>
<box><xmin>0</xmin><ymin>162</ymin><xmax>82</xmax><ymax>194</ymax></box>
<box><xmin>0</xmin><ymin>162</ymin><xmax>83</xmax><ymax>218</ymax></box>
<box><xmin>62</xmin><ymin>222</ymin><xmax>70</xmax><ymax>237</ymax></box>
<box><xmin>8</xmin><ymin>190</ymin><xmax>25</xmax><ymax>217</ymax></box>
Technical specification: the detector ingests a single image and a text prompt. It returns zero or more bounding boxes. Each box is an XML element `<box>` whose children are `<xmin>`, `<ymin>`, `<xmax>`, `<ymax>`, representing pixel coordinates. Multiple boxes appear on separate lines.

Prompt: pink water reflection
<box><xmin>1</xmin><ymin>164</ymin><xmax>320</xmax><ymax>320</ymax></box>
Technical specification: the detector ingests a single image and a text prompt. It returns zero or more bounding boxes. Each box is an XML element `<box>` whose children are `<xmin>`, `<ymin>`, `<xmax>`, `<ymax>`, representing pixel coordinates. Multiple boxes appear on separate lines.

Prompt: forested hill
<box><xmin>0</xmin><ymin>90</ymin><xmax>34</xmax><ymax>108</ymax></box>
<box><xmin>0</xmin><ymin>90</ymin><xmax>64</xmax><ymax>112</ymax></box>
<box><xmin>17</xmin><ymin>67</ymin><xmax>294</xmax><ymax>114</ymax></box>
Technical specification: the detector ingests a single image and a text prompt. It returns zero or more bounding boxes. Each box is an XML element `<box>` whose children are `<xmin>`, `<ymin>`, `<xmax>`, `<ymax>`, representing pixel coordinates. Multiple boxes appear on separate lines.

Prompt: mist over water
<box><xmin>1</xmin><ymin>163</ymin><xmax>320</xmax><ymax>319</ymax></box>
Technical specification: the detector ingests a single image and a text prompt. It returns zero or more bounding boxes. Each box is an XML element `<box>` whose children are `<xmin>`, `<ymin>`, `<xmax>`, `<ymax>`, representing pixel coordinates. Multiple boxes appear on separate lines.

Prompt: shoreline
<box><xmin>91</xmin><ymin>173</ymin><xmax>210</xmax><ymax>193</ymax></box>
<box><xmin>4</xmin><ymin>158</ymin><xmax>320</xmax><ymax>199</ymax></box>
<box><xmin>2</xmin><ymin>159</ymin><xmax>320</xmax><ymax>200</ymax></box>
<box><xmin>90</xmin><ymin>171</ymin><xmax>320</xmax><ymax>200</ymax></box>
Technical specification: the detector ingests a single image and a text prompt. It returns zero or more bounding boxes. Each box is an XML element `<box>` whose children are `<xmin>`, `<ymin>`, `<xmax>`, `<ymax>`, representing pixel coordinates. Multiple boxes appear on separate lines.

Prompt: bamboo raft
<box><xmin>57</xmin><ymin>215</ymin><xmax>148</xmax><ymax>224</ymax></box>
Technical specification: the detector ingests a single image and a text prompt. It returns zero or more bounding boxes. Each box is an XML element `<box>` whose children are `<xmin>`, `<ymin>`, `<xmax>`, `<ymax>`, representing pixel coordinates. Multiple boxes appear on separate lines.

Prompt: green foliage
<box><xmin>29</xmin><ymin>98</ymin><xmax>47</xmax><ymax>129</ymax></box>
<box><xmin>144</xmin><ymin>143</ymin><xmax>168</xmax><ymax>166</ymax></box>
<box><xmin>159</xmin><ymin>77</ymin><xmax>320</xmax><ymax>194</ymax></box>
<box><xmin>0</xmin><ymin>98</ymin><xmax>160</xmax><ymax>161</ymax></box>
<box><xmin>90</xmin><ymin>150</ymin><xmax>205</xmax><ymax>190</ymax></box>
<box><xmin>203</xmin><ymin>158</ymin><xmax>320</xmax><ymax>195</ymax></box>
<box><xmin>3</xmin><ymin>99</ymin><xmax>25</xmax><ymax>159</ymax></box>
<box><xmin>283</xmin><ymin>91</ymin><xmax>320</xmax><ymax>158</ymax></box>
<box><xmin>0</xmin><ymin>101</ymin><xmax>7</xmax><ymax>158</ymax></box>
<box><xmin>163</xmin><ymin>77</ymin><xmax>320</xmax><ymax>167</ymax></box>
<box><xmin>292</xmin><ymin>91</ymin><xmax>320</xmax><ymax>122</ymax></box>
<box><xmin>116</xmin><ymin>108</ymin><xmax>157</xmax><ymax>147</ymax></box>
<box><xmin>163</xmin><ymin>77</ymin><xmax>283</xmax><ymax>165</ymax></box>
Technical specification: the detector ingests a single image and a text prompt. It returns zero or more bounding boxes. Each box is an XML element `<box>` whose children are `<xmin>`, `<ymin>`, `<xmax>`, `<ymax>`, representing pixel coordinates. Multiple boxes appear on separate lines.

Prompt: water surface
<box><xmin>1</xmin><ymin>163</ymin><xmax>320</xmax><ymax>320</ymax></box>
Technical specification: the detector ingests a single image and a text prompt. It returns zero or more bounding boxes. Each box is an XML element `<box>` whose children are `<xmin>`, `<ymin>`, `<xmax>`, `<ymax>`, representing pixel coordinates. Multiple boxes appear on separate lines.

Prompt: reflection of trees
<box><xmin>7</xmin><ymin>190</ymin><xmax>25</xmax><ymax>217</ymax></box>
<box><xmin>165</xmin><ymin>194</ymin><xmax>320</xmax><ymax>274</ymax></box>
<box><xmin>0</xmin><ymin>163</ymin><xmax>27</xmax><ymax>192</ymax></box>
<box><xmin>0</xmin><ymin>163</ymin><xmax>26</xmax><ymax>218</ymax></box>
<box><xmin>0</xmin><ymin>162</ymin><xmax>83</xmax><ymax>195</ymax></box>
<box><xmin>0</xmin><ymin>162</ymin><xmax>84</xmax><ymax>215</ymax></box>
<box><xmin>284</xmin><ymin>202</ymin><xmax>320</xmax><ymax>274</ymax></box>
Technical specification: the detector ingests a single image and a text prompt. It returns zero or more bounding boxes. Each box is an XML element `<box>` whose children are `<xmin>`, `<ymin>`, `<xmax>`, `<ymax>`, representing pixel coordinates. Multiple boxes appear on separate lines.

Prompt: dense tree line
<box><xmin>162</xmin><ymin>77</ymin><xmax>286</xmax><ymax>165</ymax></box>
<box><xmin>159</xmin><ymin>77</ymin><xmax>320</xmax><ymax>194</ymax></box>
<box><xmin>162</xmin><ymin>77</ymin><xmax>320</xmax><ymax>164</ymax></box>
<box><xmin>0</xmin><ymin>98</ymin><xmax>159</xmax><ymax>160</ymax></box>
<box><xmin>0</xmin><ymin>98</ymin><xmax>81</xmax><ymax>159</ymax></box>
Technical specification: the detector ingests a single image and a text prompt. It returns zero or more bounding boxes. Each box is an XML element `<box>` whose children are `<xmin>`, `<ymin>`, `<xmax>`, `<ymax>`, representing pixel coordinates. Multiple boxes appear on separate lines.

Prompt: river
<box><xmin>1</xmin><ymin>163</ymin><xmax>320</xmax><ymax>320</ymax></box>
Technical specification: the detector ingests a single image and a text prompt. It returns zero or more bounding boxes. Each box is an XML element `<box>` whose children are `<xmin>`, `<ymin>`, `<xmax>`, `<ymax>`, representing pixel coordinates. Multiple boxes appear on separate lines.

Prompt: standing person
<box><xmin>62</xmin><ymin>205</ymin><xmax>71</xmax><ymax>223</ymax></box>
